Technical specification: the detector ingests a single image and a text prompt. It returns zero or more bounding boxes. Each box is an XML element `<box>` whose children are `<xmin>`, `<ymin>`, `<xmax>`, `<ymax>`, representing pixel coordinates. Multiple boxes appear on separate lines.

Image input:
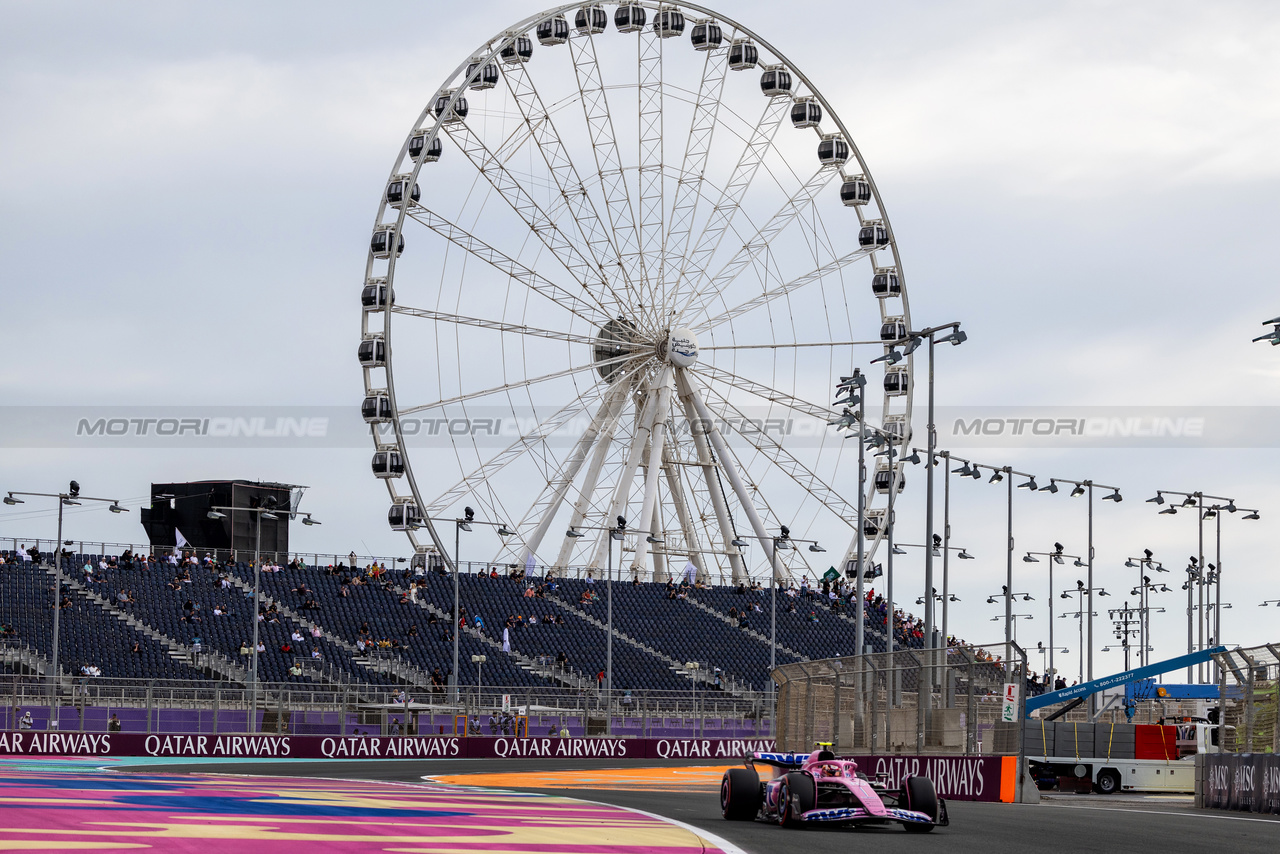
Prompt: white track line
<box><xmin>1045</xmin><ymin>803</ymin><xmax>1280</xmax><ymax>824</ymax></box>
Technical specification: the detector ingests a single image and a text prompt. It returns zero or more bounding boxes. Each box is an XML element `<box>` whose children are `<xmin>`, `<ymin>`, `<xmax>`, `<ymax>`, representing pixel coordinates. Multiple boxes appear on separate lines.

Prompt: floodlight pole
<box><xmin>5</xmin><ymin>488</ymin><xmax>123</xmax><ymax>702</ymax></box>
<box><xmin>453</xmin><ymin>521</ymin><xmax>462</xmax><ymax>704</ymax></box>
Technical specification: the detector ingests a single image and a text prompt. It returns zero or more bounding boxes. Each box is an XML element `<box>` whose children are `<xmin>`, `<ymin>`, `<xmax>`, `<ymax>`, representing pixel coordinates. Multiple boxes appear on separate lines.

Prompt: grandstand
<box><xmin>1</xmin><ymin>544</ymin><xmax>929</xmax><ymax>696</ymax></box>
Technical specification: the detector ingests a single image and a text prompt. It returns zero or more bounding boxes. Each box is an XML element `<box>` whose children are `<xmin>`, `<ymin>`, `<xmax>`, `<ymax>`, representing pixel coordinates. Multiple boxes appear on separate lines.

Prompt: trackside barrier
<box><xmin>1197</xmin><ymin>753</ymin><xmax>1280</xmax><ymax>813</ymax></box>
<box><xmin>0</xmin><ymin>732</ymin><xmax>1024</xmax><ymax>802</ymax></box>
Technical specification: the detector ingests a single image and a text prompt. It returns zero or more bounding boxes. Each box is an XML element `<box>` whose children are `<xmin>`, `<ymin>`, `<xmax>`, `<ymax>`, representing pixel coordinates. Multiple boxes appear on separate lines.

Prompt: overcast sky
<box><xmin>1</xmin><ymin>1</ymin><xmax>1278</xmax><ymax>676</ymax></box>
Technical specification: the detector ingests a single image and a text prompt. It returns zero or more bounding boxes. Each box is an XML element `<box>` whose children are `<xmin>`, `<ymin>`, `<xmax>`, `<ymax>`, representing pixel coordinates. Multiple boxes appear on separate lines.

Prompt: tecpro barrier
<box><xmin>1199</xmin><ymin>754</ymin><xmax>1280</xmax><ymax>814</ymax></box>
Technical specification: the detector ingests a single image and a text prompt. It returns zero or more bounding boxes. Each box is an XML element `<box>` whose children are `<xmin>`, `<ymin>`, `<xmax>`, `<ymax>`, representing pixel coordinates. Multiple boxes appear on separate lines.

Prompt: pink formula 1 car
<box><xmin>721</xmin><ymin>748</ymin><xmax>947</xmax><ymax>831</ymax></box>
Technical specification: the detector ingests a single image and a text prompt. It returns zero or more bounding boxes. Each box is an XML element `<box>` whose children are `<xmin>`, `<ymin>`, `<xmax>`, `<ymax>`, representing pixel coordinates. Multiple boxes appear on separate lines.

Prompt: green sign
<box><xmin>822</xmin><ymin>566</ymin><xmax>840</xmax><ymax>583</ymax></box>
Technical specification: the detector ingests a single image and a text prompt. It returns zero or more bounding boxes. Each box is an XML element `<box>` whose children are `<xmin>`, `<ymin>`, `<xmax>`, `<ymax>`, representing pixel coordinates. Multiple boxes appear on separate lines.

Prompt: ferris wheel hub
<box><xmin>665</xmin><ymin>327</ymin><xmax>700</xmax><ymax>368</ymax></box>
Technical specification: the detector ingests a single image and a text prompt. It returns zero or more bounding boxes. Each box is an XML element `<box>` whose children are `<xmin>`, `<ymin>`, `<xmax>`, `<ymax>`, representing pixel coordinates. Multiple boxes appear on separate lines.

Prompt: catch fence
<box><xmin>773</xmin><ymin>642</ymin><xmax>1029</xmax><ymax>755</ymax></box>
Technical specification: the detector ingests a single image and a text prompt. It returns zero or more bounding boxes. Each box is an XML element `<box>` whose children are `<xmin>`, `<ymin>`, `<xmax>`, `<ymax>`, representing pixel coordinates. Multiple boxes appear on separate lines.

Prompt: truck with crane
<box><xmin>1020</xmin><ymin>647</ymin><xmax>1234</xmax><ymax>794</ymax></box>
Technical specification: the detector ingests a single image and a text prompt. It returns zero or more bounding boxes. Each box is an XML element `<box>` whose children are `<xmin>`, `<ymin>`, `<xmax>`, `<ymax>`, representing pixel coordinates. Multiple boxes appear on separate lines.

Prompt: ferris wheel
<box><xmin>360</xmin><ymin>1</ymin><xmax>913</xmax><ymax>584</ymax></box>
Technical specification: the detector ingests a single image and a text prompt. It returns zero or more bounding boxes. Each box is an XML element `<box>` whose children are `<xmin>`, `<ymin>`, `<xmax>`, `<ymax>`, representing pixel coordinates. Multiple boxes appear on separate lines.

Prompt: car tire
<box><xmin>778</xmin><ymin>772</ymin><xmax>815</xmax><ymax>828</ymax></box>
<box><xmin>1094</xmin><ymin>770</ymin><xmax>1121</xmax><ymax>795</ymax></box>
<box><xmin>721</xmin><ymin>768</ymin><xmax>761</xmax><ymax>820</ymax></box>
<box><xmin>903</xmin><ymin>776</ymin><xmax>938</xmax><ymax>832</ymax></box>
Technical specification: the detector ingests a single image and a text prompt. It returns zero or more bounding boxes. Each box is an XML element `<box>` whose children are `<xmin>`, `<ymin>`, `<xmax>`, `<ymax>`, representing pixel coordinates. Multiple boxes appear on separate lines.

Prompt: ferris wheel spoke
<box><xmin>688</xmin><ymin>363</ymin><xmax>830</xmax><ymax>421</ymax></box>
<box><xmin>390</xmin><ymin>305</ymin><xmax>605</xmax><ymax>348</ymax></box>
<box><xmin>661</xmin><ymin>42</ymin><xmax>730</xmax><ymax>307</ymax></box>
<box><xmin>696</xmin><ymin>379</ymin><xmax>860</xmax><ymax>527</ymax></box>
<box><xmin>441</xmin><ymin>121</ymin><xmax>616</xmax><ymax>310</ymax></box>
<box><xmin>676</xmin><ymin>166</ymin><xmax>836</xmax><ymax>327</ymax></box>
<box><xmin>636</xmin><ymin>29</ymin><xmax>665</xmax><ymax>327</ymax></box>
<box><xmin>511</xmin><ymin>382</ymin><xmax>628</xmax><ymax>566</ymax></box>
<box><xmin>403</xmin><ymin>207</ymin><xmax>608</xmax><ymax>326</ymax></box>
<box><xmin>397</xmin><ymin>352</ymin><xmax>638</xmax><ymax>418</ymax></box>
<box><xmin>697</xmin><ymin>247</ymin><xmax>873</xmax><ymax>334</ymax></box>
<box><xmin>568</xmin><ymin>32</ymin><xmax>645</xmax><ymax>315</ymax></box>
<box><xmin>422</xmin><ymin>373</ymin><xmax>628</xmax><ymax>519</ymax></box>
<box><xmin>499</xmin><ymin>57</ymin><xmax>632</xmax><ymax>311</ymax></box>
<box><xmin>664</xmin><ymin>95</ymin><xmax>790</xmax><ymax>319</ymax></box>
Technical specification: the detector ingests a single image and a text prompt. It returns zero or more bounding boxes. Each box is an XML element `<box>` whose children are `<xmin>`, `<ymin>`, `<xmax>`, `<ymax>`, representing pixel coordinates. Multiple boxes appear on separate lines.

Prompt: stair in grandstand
<box><xmin>544</xmin><ymin>593</ymin><xmax>708</xmax><ymax>690</ymax></box>
<box><xmin>52</xmin><ymin>566</ymin><xmax>249</xmax><ymax>684</ymax></box>
<box><xmin>394</xmin><ymin>586</ymin><xmax>591</xmax><ymax>691</ymax></box>
<box><xmin>220</xmin><ymin>573</ymin><xmax>427</xmax><ymax>692</ymax></box>
<box><xmin>683</xmin><ymin>594</ymin><xmax>808</xmax><ymax>663</ymax></box>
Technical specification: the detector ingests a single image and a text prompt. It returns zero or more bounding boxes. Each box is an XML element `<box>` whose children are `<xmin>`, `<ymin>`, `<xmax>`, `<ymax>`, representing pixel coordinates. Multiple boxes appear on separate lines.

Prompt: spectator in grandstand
<box><xmin>488</xmin><ymin>714</ymin><xmax>498</xmax><ymax>734</ymax></box>
<box><xmin>288</xmin><ymin>662</ymin><xmax>302</xmax><ymax>677</ymax></box>
<box><xmin>556</xmin><ymin>650</ymin><xmax>568</xmax><ymax>668</ymax></box>
<box><xmin>291</xmin><ymin>630</ymin><xmax>304</xmax><ymax>643</ymax></box>
<box><xmin>108</xmin><ymin>714</ymin><xmax>121</xmax><ymax>732</ymax></box>
<box><xmin>256</xmin><ymin>641</ymin><xmax>265</xmax><ymax>654</ymax></box>
<box><xmin>18</xmin><ymin>710</ymin><xmax>33</xmax><ymax>729</ymax></box>
<box><xmin>239</xmin><ymin>642</ymin><xmax>250</xmax><ymax>655</ymax></box>
<box><xmin>559</xmin><ymin>723</ymin><xmax>570</xmax><ymax>738</ymax></box>
<box><xmin>130</xmin><ymin>641</ymin><xmax>141</xmax><ymax>655</ymax></box>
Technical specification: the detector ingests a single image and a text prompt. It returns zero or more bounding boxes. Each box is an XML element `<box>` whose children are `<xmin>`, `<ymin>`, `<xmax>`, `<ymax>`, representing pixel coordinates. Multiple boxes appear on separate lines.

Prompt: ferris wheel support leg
<box><xmin>521</xmin><ymin>384</ymin><xmax>625</xmax><ymax>568</ymax></box>
<box><xmin>629</xmin><ymin>368</ymin><xmax>674</xmax><ymax>577</ymax></box>
<box><xmin>681</xmin><ymin>370</ymin><xmax>785</xmax><ymax>584</ymax></box>
<box><xmin>675</xmin><ymin>371</ymin><xmax>747</xmax><ymax>583</ymax></box>
<box><xmin>649</xmin><ymin>500</ymin><xmax>667</xmax><ymax>584</ymax></box>
<box><xmin>674</xmin><ymin>370</ymin><xmax>746</xmax><ymax>584</ymax></box>
<box><xmin>662</xmin><ymin>461</ymin><xmax>707</xmax><ymax>584</ymax></box>
<box><xmin>554</xmin><ymin>387</ymin><xmax>629</xmax><ymax>572</ymax></box>
<box><xmin>591</xmin><ymin>376</ymin><xmax>662</xmax><ymax>570</ymax></box>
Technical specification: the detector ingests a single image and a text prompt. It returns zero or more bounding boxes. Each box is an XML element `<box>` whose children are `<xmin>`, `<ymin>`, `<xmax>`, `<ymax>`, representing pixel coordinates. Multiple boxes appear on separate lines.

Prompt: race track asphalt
<box><xmin>128</xmin><ymin>758</ymin><xmax>1280</xmax><ymax>854</ymax></box>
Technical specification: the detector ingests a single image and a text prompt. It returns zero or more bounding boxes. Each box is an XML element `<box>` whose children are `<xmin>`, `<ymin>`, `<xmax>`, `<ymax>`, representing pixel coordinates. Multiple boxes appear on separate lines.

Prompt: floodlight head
<box><xmin>1023</xmin><ymin>554</ymin><xmax>1039</xmax><ymax>563</ymax></box>
<box><xmin>1070</xmin><ymin>484</ymin><xmax>1085</xmax><ymax>497</ymax></box>
<box><xmin>2</xmin><ymin>495</ymin><xmax>21</xmax><ymax>505</ymax></box>
<box><xmin>905</xmin><ymin>450</ymin><xmax>921</xmax><ymax>465</ymax></box>
<box><xmin>616</xmin><ymin>516</ymin><xmax>627</xmax><ymax>530</ymax></box>
<box><xmin>1018</xmin><ymin>477</ymin><xmax>1037</xmax><ymax>490</ymax></box>
<box><xmin>1023</xmin><ymin>594</ymin><xmax>1033</xmax><ymax>602</ymax></box>
<box><xmin>1147</xmin><ymin>493</ymin><xmax>1164</xmax><ymax>505</ymax></box>
<box><xmin>958</xmin><ymin>550</ymin><xmax>975</xmax><ymax>560</ymax></box>
<box><xmin>951</xmin><ymin>462</ymin><xmax>971</xmax><ymax>476</ymax></box>
<box><xmin>464</xmin><ymin>506</ymin><xmax>475</xmax><ymax>522</ymax></box>
<box><xmin>946</xmin><ymin>329</ymin><xmax>967</xmax><ymax>346</ymax></box>
<box><xmin>302</xmin><ymin>516</ymin><xmax>321</xmax><ymax>526</ymax></box>
<box><xmin>1203</xmin><ymin>509</ymin><xmax>1216</xmax><ymax>520</ymax></box>
<box><xmin>808</xmin><ymin>543</ymin><xmax>826</xmax><ymax>553</ymax></box>
<box><xmin>731</xmin><ymin>538</ymin><xmax>749</xmax><ymax>548</ymax></box>
<box><xmin>1054</xmin><ymin>542</ymin><xmax>1064</xmax><ymax>554</ymax></box>
<box><xmin>989</xmin><ymin>470</ymin><xmax>1003</xmax><ymax>484</ymax></box>
<box><xmin>261</xmin><ymin>512</ymin><xmax>279</xmax><ymax>521</ymax></box>
<box><xmin>1076</xmin><ymin>579</ymin><xmax>1085</xmax><ymax>589</ymax></box>
<box><xmin>1060</xmin><ymin>592</ymin><xmax>1070</xmax><ymax>599</ymax></box>
<box><xmin>1244</xmin><ymin>511</ymin><xmax>1261</xmax><ymax>520</ymax></box>
<box><xmin>1182</xmin><ymin>495</ymin><xmax>1197</xmax><ymax>507</ymax></box>
<box><xmin>1104</xmin><ymin>490</ymin><xmax>1122</xmax><ymax>502</ymax></box>
<box><xmin>1125</xmin><ymin>559</ymin><xmax>1137</xmax><ymax>568</ymax></box>
<box><xmin>457</xmin><ymin>521</ymin><xmax>472</xmax><ymax>532</ymax></box>
<box><xmin>1053</xmin><ymin>554</ymin><xmax>1065</xmax><ymax>565</ymax></box>
<box><xmin>69</xmin><ymin>481</ymin><xmax>80</xmax><ymax>498</ymax></box>
<box><xmin>892</xmin><ymin>545</ymin><xmax>906</xmax><ymax>555</ymax></box>
<box><xmin>646</xmin><ymin>534</ymin><xmax>664</xmax><ymax>544</ymax></box>
<box><xmin>1225</xmin><ymin>501</ymin><xmax>1237</xmax><ymax>513</ymax></box>
<box><xmin>903</xmin><ymin>336</ymin><xmax>924</xmax><ymax>355</ymax></box>
<box><xmin>207</xmin><ymin>511</ymin><xmax>226</xmax><ymax>520</ymax></box>
<box><xmin>566</xmin><ymin>528</ymin><xmax>584</xmax><ymax>538</ymax></box>
<box><xmin>986</xmin><ymin>598</ymin><xmax>996</xmax><ymax>605</ymax></box>
<box><xmin>108</xmin><ymin>503</ymin><xmax>128</xmax><ymax>513</ymax></box>
<box><xmin>1073</xmin><ymin>558</ymin><xmax>1085</xmax><ymax>567</ymax></box>
<box><xmin>497</xmin><ymin>525</ymin><xmax>514</xmax><ymax>537</ymax></box>
<box><xmin>1159</xmin><ymin>506</ymin><xmax>1178</xmax><ymax>515</ymax></box>
<box><xmin>779</xmin><ymin>525</ymin><xmax>791</xmax><ymax>540</ymax></box>
<box><xmin>1040</xmin><ymin>481</ymin><xmax>1059</xmax><ymax>494</ymax></box>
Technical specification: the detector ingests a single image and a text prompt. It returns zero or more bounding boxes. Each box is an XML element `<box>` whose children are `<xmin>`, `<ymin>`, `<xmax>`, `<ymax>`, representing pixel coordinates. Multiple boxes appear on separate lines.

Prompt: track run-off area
<box><xmin>60</xmin><ymin>755</ymin><xmax>1280</xmax><ymax>854</ymax></box>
